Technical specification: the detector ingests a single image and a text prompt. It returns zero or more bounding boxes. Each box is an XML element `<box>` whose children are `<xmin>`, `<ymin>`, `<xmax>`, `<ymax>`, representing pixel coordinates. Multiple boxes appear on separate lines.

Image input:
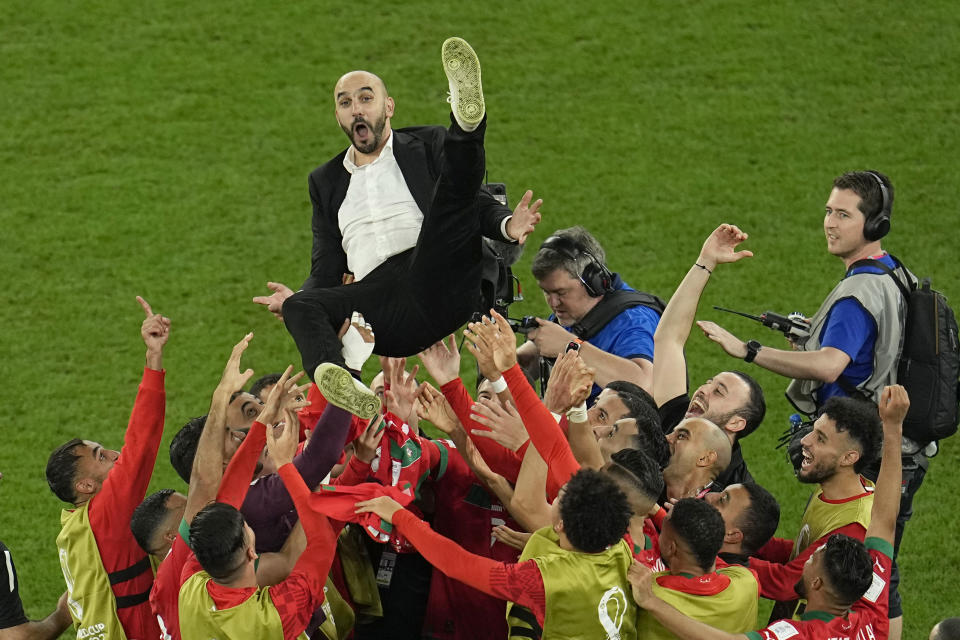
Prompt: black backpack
<box><xmin>849</xmin><ymin>257</ymin><xmax>960</xmax><ymax>443</ymax></box>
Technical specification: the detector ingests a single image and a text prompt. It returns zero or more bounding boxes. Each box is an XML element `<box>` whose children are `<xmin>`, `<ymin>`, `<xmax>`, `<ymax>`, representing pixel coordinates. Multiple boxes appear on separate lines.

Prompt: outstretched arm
<box><xmin>697</xmin><ymin>320</ymin><xmax>850</xmax><ymax>383</ymax></box>
<box><xmin>869</xmin><ymin>385</ymin><xmax>908</xmax><ymax>544</ymax></box>
<box><xmin>186</xmin><ymin>334</ymin><xmax>256</xmax><ymax>522</ymax></box>
<box><xmin>653</xmin><ymin>224</ymin><xmax>752</xmax><ymax>407</ymax></box>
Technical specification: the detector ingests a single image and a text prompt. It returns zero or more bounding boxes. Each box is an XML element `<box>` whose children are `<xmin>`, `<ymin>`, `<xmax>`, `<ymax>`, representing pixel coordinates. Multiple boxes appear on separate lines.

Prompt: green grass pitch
<box><xmin>1</xmin><ymin>1</ymin><xmax>958</xmax><ymax>636</ymax></box>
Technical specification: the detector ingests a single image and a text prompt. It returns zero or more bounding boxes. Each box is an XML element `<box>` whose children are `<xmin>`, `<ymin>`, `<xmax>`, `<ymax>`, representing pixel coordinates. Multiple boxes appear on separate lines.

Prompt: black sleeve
<box><xmin>658</xmin><ymin>394</ymin><xmax>690</xmax><ymax>434</ymax></box>
<box><xmin>303</xmin><ymin>169</ymin><xmax>349</xmax><ymax>291</ymax></box>
<box><xmin>476</xmin><ymin>189</ymin><xmax>514</xmax><ymax>242</ymax></box>
<box><xmin>0</xmin><ymin>541</ymin><xmax>29</xmax><ymax>629</ymax></box>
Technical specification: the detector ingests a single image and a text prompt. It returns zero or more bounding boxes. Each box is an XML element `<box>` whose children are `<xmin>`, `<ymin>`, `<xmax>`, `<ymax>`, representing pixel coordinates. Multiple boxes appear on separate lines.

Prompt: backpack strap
<box><xmin>846</xmin><ymin>256</ymin><xmax>912</xmax><ymax>298</ymax></box>
<box><xmin>569</xmin><ymin>289</ymin><xmax>665</xmax><ymax>341</ymax></box>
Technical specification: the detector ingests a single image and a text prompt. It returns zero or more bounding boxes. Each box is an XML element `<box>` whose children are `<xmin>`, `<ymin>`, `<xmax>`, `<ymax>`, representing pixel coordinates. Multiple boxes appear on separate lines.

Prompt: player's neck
<box><xmin>818</xmin><ymin>471</ymin><xmax>866</xmax><ymax>501</ymax></box>
<box><xmin>665</xmin><ymin>469</ymin><xmax>712</xmax><ymax>501</ymax></box>
<box><xmin>804</xmin><ymin>593</ymin><xmax>850</xmax><ymax>618</ymax></box>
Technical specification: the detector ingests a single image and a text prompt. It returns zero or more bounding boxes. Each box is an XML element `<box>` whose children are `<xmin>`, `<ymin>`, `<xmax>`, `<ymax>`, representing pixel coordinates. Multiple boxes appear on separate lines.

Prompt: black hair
<box><xmin>820</xmin><ymin>396</ymin><xmax>882</xmax><ymax>473</ymax></box>
<box><xmin>169</xmin><ymin>416</ymin><xmax>207</xmax><ymax>483</ymax></box>
<box><xmin>250</xmin><ymin>373</ymin><xmax>283</xmax><ymax>400</ymax></box>
<box><xmin>559</xmin><ymin>468</ymin><xmax>631</xmax><ymax>553</ymax></box>
<box><xmin>822</xmin><ymin>534</ymin><xmax>874</xmax><ymax>606</ymax></box>
<box><xmin>729</xmin><ymin>371</ymin><xmax>766</xmax><ymax>440</ymax></box>
<box><xmin>669</xmin><ymin>498</ymin><xmax>725</xmax><ymax>573</ymax></box>
<box><xmin>189</xmin><ymin>502</ymin><xmax>248</xmax><ymax>580</ymax></box>
<box><xmin>131</xmin><ymin>489</ymin><xmax>176</xmax><ymax>555</ymax></box>
<box><xmin>833</xmin><ymin>170</ymin><xmax>893</xmax><ymax>221</ymax></box>
<box><xmin>45</xmin><ymin>438</ymin><xmax>85</xmax><ymax>504</ymax></box>
<box><xmin>609</xmin><ymin>448</ymin><xmax>664</xmax><ymax>504</ymax></box>
<box><xmin>931</xmin><ymin>618</ymin><xmax>960</xmax><ymax>640</ymax></box>
<box><xmin>605</xmin><ymin>381</ymin><xmax>657</xmax><ymax>413</ymax></box>
<box><xmin>737</xmin><ymin>483</ymin><xmax>781</xmax><ymax>555</ymax></box>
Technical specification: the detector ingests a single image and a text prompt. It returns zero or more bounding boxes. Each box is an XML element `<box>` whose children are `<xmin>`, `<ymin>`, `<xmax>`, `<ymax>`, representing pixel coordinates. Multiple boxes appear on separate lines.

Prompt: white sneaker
<box><xmin>314</xmin><ymin>363</ymin><xmax>381</xmax><ymax>420</ymax></box>
<box><xmin>442</xmin><ymin>37</ymin><xmax>484</xmax><ymax>132</ymax></box>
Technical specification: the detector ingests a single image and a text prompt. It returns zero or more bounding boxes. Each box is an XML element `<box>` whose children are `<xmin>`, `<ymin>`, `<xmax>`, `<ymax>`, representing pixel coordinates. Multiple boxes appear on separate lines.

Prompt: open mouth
<box><xmin>353</xmin><ymin>121</ymin><xmax>370</xmax><ymax>139</ymax></box>
<box><xmin>800</xmin><ymin>449</ymin><xmax>813</xmax><ymax>470</ymax></box>
<box><xmin>685</xmin><ymin>398</ymin><xmax>706</xmax><ymax>418</ymax></box>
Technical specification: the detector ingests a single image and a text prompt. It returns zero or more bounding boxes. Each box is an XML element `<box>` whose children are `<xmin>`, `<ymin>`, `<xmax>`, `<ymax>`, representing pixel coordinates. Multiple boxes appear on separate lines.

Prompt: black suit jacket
<box><xmin>302</xmin><ymin>125</ymin><xmax>513</xmax><ymax>290</ymax></box>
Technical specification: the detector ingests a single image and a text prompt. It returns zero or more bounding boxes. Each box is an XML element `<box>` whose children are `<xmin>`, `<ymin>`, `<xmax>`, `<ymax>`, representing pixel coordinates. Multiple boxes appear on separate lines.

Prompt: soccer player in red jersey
<box><xmin>628</xmin><ymin>384</ymin><xmax>909</xmax><ymax>640</ymax></box>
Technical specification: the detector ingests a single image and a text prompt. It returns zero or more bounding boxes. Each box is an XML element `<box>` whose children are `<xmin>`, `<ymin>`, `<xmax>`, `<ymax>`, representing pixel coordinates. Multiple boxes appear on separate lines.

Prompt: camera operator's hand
<box><xmin>418</xmin><ymin>335</ymin><xmax>461</xmax><ymax>386</ymax></box>
<box><xmin>526</xmin><ymin>318</ymin><xmax>574</xmax><ymax>359</ymax></box>
<box><xmin>696</xmin><ymin>223</ymin><xmax>753</xmax><ymax>272</ymax></box>
<box><xmin>464</xmin><ymin>310</ymin><xmax>518</xmax><ymax>376</ymax></box>
<box><xmin>696</xmin><ymin>321</ymin><xmax>748</xmax><ymax>359</ymax></box>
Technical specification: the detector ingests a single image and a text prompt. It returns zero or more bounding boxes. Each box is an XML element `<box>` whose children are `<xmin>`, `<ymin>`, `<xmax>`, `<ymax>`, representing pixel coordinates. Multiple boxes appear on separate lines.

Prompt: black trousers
<box><xmin>283</xmin><ymin>116</ymin><xmax>487</xmax><ymax>376</ymax></box>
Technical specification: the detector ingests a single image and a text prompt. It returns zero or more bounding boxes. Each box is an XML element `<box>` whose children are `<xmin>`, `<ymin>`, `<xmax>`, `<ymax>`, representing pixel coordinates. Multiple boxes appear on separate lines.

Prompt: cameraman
<box><xmin>697</xmin><ymin>171</ymin><xmax>917</xmax><ymax>640</ymax></box>
<box><xmin>517</xmin><ymin>226</ymin><xmax>662</xmax><ymax>398</ymax></box>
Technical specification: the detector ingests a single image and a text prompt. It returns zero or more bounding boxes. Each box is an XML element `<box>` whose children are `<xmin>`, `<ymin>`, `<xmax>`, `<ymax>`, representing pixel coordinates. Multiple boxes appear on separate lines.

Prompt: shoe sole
<box><xmin>442</xmin><ymin>37</ymin><xmax>484</xmax><ymax>128</ymax></box>
<box><xmin>314</xmin><ymin>363</ymin><xmax>381</xmax><ymax>420</ymax></box>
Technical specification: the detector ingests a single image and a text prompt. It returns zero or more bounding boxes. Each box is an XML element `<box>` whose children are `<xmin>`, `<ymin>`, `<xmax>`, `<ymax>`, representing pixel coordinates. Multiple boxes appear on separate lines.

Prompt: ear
<box><xmin>840</xmin><ymin>448</ymin><xmax>861</xmax><ymax>470</ymax></box>
<box><xmin>163</xmin><ymin>530</ymin><xmax>177</xmax><ymax>544</ymax></box>
<box><xmin>698</xmin><ymin>450</ymin><xmax>718</xmax><ymax>468</ymax></box>
<box><xmin>724</xmin><ymin>415</ymin><xmax>747</xmax><ymax>435</ymax></box>
<box><xmin>554</xmin><ymin>519</ymin><xmax>565</xmax><ymax>534</ymax></box>
<box><xmin>246</xmin><ymin>544</ymin><xmax>258</xmax><ymax>562</ymax></box>
<box><xmin>385</xmin><ymin>97</ymin><xmax>395</xmax><ymax>118</ymax></box>
<box><xmin>724</xmin><ymin>528</ymin><xmax>744</xmax><ymax>546</ymax></box>
<box><xmin>74</xmin><ymin>477</ymin><xmax>97</xmax><ymax>497</ymax></box>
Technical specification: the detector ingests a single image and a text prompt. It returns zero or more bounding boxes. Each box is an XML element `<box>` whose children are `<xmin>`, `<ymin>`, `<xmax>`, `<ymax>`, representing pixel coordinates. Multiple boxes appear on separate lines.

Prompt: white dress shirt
<box><xmin>339</xmin><ymin>132</ymin><xmax>424</xmax><ymax>282</ymax></box>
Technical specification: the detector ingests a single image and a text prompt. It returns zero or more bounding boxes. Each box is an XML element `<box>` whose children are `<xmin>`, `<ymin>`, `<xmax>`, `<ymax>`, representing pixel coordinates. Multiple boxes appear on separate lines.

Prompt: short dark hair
<box><xmin>189</xmin><ymin>502</ymin><xmax>248</xmax><ymax>580</ymax></box>
<box><xmin>729</xmin><ymin>371</ymin><xmax>766</xmax><ymax>440</ymax></box>
<box><xmin>669</xmin><ymin>498</ymin><xmax>725</xmax><ymax>573</ymax></box>
<box><xmin>559</xmin><ymin>469</ymin><xmax>631</xmax><ymax>553</ymax></box>
<box><xmin>833</xmin><ymin>170</ymin><xmax>893</xmax><ymax>221</ymax></box>
<box><xmin>737</xmin><ymin>483</ymin><xmax>781</xmax><ymax>555</ymax></box>
<box><xmin>169</xmin><ymin>416</ymin><xmax>207</xmax><ymax>483</ymax></box>
<box><xmin>45</xmin><ymin>438</ymin><xmax>84</xmax><ymax>504</ymax></box>
<box><xmin>131</xmin><ymin>489</ymin><xmax>176</xmax><ymax>555</ymax></box>
<box><xmin>931</xmin><ymin>617</ymin><xmax>960</xmax><ymax>640</ymax></box>
<box><xmin>249</xmin><ymin>373</ymin><xmax>283</xmax><ymax>400</ymax></box>
<box><xmin>605</xmin><ymin>381</ymin><xmax>656</xmax><ymax>413</ymax></box>
<box><xmin>531</xmin><ymin>226</ymin><xmax>607</xmax><ymax>281</ymax></box>
<box><xmin>609</xmin><ymin>448</ymin><xmax>664</xmax><ymax>504</ymax></box>
<box><xmin>822</xmin><ymin>534</ymin><xmax>873</xmax><ymax>606</ymax></box>
<box><xmin>820</xmin><ymin>396</ymin><xmax>882</xmax><ymax>473</ymax></box>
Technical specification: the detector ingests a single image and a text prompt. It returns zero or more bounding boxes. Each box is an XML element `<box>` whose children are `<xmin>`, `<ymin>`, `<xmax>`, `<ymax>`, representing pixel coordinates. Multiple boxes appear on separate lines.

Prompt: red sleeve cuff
<box><xmin>141</xmin><ymin>367</ymin><xmax>166</xmax><ymax>389</ymax></box>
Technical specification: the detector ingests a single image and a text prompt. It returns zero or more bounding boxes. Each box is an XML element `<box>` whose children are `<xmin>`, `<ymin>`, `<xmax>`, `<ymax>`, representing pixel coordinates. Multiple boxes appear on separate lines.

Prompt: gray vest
<box><xmin>786</xmin><ymin>264</ymin><xmax>912</xmax><ymax>415</ymax></box>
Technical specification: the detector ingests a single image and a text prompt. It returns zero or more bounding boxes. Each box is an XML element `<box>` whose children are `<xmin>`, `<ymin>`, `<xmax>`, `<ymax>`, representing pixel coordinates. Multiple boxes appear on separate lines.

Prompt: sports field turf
<box><xmin>2</xmin><ymin>1</ymin><xmax>958</xmax><ymax>636</ymax></box>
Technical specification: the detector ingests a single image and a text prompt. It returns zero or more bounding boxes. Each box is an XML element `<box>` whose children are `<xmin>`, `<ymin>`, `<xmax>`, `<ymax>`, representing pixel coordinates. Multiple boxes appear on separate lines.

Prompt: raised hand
<box><xmin>354</xmin><ymin>415</ymin><xmax>386</xmax><ymax>464</ymax></box>
<box><xmin>137</xmin><ymin>296</ymin><xmax>170</xmax><ymax>370</ymax></box>
<box><xmin>696</xmin><ymin>223</ymin><xmax>753</xmax><ymax>271</ymax></box>
<box><xmin>505</xmin><ymin>190</ymin><xmax>544</xmax><ymax>245</ymax></box>
<box><xmin>464</xmin><ymin>310</ymin><xmax>518</xmax><ymax>375</ymax></box>
<box><xmin>469</xmin><ymin>398</ymin><xmax>529</xmax><ymax>452</ymax></box>
<box><xmin>354</xmin><ymin>495</ymin><xmax>404</xmax><ymax>524</ymax></box>
<box><xmin>340</xmin><ymin>311</ymin><xmax>375</xmax><ymax>371</ymax></box>
<box><xmin>216</xmin><ymin>333</ymin><xmax>256</xmax><ymax>395</ymax></box>
<box><xmin>525</xmin><ymin>318</ymin><xmax>575</xmax><ymax>359</ymax></box>
<box><xmin>252</xmin><ymin>282</ymin><xmax>294</xmax><ymax>320</ymax></box>
<box><xmin>416</xmin><ymin>382</ymin><xmax>461</xmax><ymax>435</ymax></box>
<box><xmin>878</xmin><ymin>384</ymin><xmax>910</xmax><ymax>429</ymax></box>
<box><xmin>383</xmin><ymin>357</ymin><xmax>421</xmax><ymax>424</ymax></box>
<box><xmin>260</xmin><ymin>366</ymin><xmax>310</xmax><ymax>426</ymax></box>
<box><xmin>543</xmin><ymin>349</ymin><xmax>595</xmax><ymax>414</ymax></box>
<box><xmin>696</xmin><ymin>321</ymin><xmax>747</xmax><ymax>359</ymax></box>
<box><xmin>266</xmin><ymin>416</ymin><xmax>300</xmax><ymax>469</ymax></box>
<box><xmin>418</xmin><ymin>335</ymin><xmax>462</xmax><ymax>386</ymax></box>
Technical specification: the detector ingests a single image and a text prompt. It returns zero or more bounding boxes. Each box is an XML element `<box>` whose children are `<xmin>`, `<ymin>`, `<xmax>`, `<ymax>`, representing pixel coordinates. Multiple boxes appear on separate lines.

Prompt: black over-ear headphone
<box><xmin>540</xmin><ymin>235</ymin><xmax>614</xmax><ymax>297</ymax></box>
<box><xmin>862</xmin><ymin>171</ymin><xmax>892</xmax><ymax>242</ymax></box>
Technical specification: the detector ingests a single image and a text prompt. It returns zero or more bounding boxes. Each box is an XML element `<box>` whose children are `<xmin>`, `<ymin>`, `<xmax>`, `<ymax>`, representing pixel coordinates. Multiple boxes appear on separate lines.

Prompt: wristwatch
<box><xmin>744</xmin><ymin>340</ymin><xmax>762</xmax><ymax>363</ymax></box>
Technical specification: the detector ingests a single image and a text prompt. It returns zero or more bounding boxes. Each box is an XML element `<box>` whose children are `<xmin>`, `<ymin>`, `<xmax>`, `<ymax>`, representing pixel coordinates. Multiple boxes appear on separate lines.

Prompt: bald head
<box><xmin>335</xmin><ymin>70</ymin><xmax>388</xmax><ymax>100</ymax></box>
<box><xmin>665</xmin><ymin>418</ymin><xmax>733</xmax><ymax>481</ymax></box>
<box><xmin>334</xmin><ymin>70</ymin><xmax>394</xmax><ymax>157</ymax></box>
<box><xmin>931</xmin><ymin>618</ymin><xmax>960</xmax><ymax>640</ymax></box>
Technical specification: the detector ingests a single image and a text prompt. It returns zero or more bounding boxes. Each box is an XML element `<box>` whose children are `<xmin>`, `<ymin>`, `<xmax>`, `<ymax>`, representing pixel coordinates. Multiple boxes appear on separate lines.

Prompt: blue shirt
<box><xmin>550</xmin><ymin>275</ymin><xmax>661</xmax><ymax>401</ymax></box>
<box><xmin>815</xmin><ymin>253</ymin><xmax>897</xmax><ymax>405</ymax></box>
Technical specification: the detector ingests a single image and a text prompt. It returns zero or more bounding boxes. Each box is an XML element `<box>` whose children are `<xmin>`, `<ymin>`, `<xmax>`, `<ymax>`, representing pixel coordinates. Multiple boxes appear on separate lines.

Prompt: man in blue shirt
<box><xmin>695</xmin><ymin>170</ymin><xmax>915</xmax><ymax>640</ymax></box>
<box><xmin>517</xmin><ymin>226</ymin><xmax>661</xmax><ymax>398</ymax></box>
